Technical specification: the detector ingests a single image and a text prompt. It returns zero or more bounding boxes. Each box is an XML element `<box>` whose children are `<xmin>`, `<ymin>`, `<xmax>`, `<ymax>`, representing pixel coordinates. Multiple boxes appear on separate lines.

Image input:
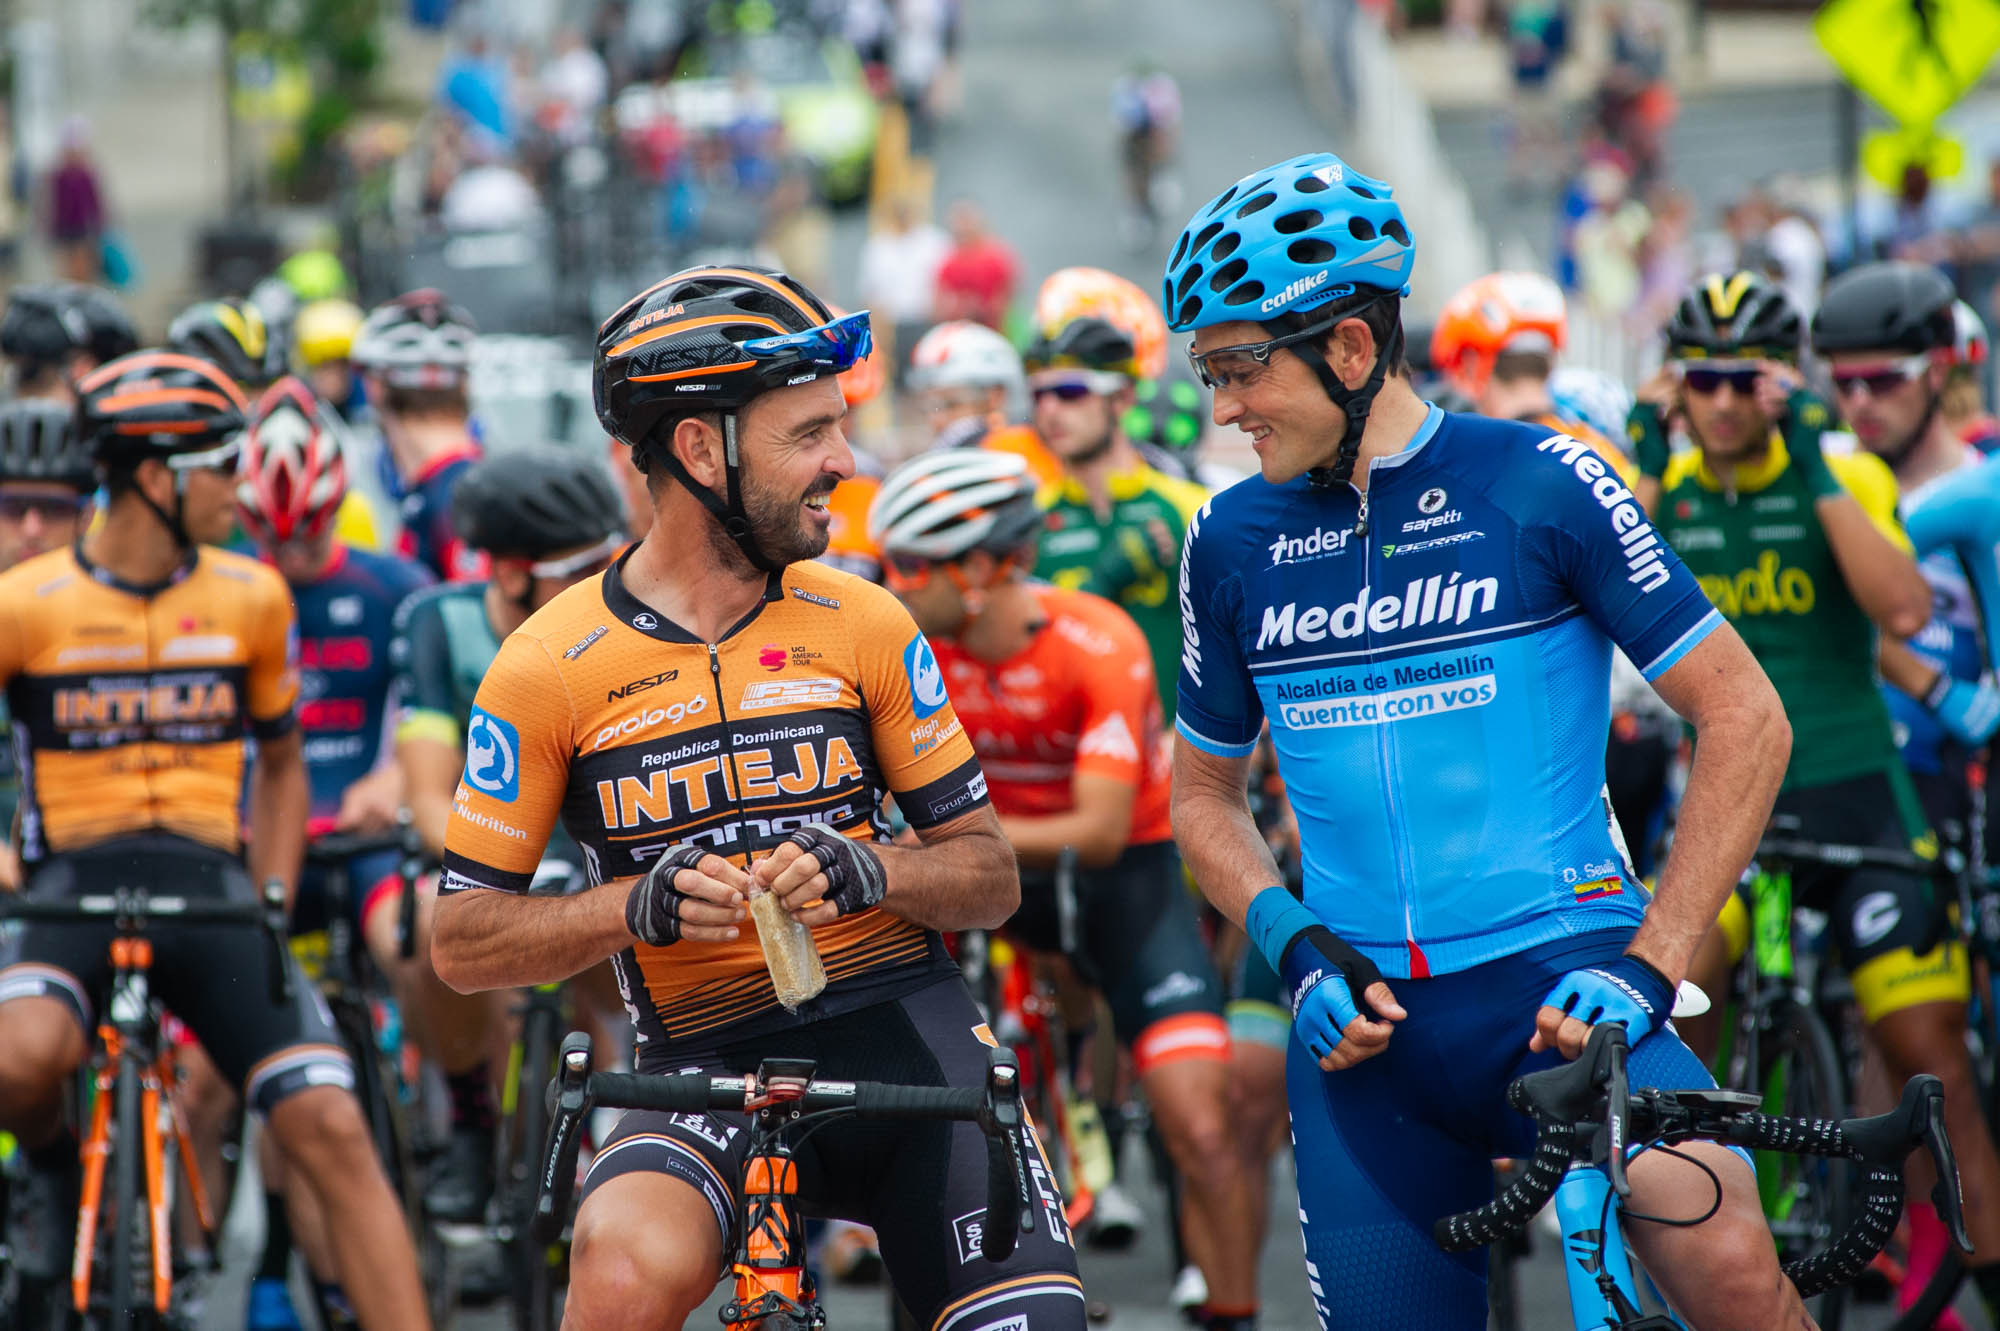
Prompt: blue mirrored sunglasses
<box><xmin>743</xmin><ymin>310</ymin><xmax>874</xmax><ymax>373</ymax></box>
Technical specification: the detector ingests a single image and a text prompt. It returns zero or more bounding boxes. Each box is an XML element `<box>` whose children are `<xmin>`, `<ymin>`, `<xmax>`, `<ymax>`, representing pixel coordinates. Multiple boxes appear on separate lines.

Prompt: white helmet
<box><xmin>351</xmin><ymin>288</ymin><xmax>477</xmax><ymax>389</ymax></box>
<box><xmin>908</xmin><ymin>321</ymin><xmax>1026</xmax><ymax>395</ymax></box>
<box><xmin>870</xmin><ymin>449</ymin><xmax>1044</xmax><ymax>562</ymax></box>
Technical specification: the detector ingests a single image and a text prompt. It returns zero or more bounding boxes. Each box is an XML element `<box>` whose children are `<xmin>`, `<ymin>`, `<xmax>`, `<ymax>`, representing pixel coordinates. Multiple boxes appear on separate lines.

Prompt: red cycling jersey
<box><xmin>930</xmin><ymin>583</ymin><xmax>1172</xmax><ymax>845</ymax></box>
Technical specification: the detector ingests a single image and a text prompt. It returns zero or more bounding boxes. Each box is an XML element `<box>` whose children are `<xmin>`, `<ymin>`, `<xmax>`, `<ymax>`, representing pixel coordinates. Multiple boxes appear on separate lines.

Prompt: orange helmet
<box><xmin>1430</xmin><ymin>272</ymin><xmax>1568</xmax><ymax>397</ymax></box>
<box><xmin>1032</xmin><ymin>267</ymin><xmax>1169</xmax><ymax>380</ymax></box>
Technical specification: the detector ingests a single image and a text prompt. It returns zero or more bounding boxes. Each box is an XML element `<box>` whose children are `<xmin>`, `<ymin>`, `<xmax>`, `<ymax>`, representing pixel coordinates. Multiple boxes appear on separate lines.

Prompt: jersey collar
<box><xmin>71</xmin><ymin>538</ymin><xmax>199</xmax><ymax>596</ymax></box>
<box><xmin>601</xmin><ymin>545</ymin><xmax>782</xmax><ymax>644</ymax></box>
<box><xmin>1688</xmin><ymin>431</ymin><xmax>1788</xmax><ymax>494</ymax></box>
<box><xmin>408</xmin><ymin>439</ymin><xmax>481</xmax><ymax>488</ymax></box>
<box><xmin>1369</xmin><ymin>403</ymin><xmax>1446</xmax><ymax>475</ymax></box>
<box><xmin>1052</xmin><ymin>459</ymin><xmax>1161</xmax><ymax>506</ymax></box>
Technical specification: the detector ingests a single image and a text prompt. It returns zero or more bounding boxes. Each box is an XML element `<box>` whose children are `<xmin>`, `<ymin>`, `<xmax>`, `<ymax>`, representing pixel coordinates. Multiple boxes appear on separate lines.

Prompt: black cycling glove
<box><xmin>625</xmin><ymin>844</ymin><xmax>713</xmax><ymax>946</ymax></box>
<box><xmin>782</xmin><ymin>823</ymin><xmax>888</xmax><ymax>916</ymax></box>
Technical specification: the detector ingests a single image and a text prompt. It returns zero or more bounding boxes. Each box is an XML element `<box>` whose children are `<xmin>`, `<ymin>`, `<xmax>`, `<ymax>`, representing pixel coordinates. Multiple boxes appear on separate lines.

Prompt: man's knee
<box><xmin>1873</xmin><ymin>1001</ymin><xmax>1976</xmax><ymax>1083</ymax></box>
<box><xmin>1146</xmin><ymin>1064</ymin><xmax>1236</xmax><ymax>1177</ymax></box>
<box><xmin>268</xmin><ymin>1086</ymin><xmax>380</xmax><ymax>1192</ymax></box>
<box><xmin>0</xmin><ymin>998</ymin><xmax>87</xmax><ymax>1119</ymax></box>
<box><xmin>568</xmin><ymin>1181</ymin><xmax>719</xmax><ymax>1330</ymax></box>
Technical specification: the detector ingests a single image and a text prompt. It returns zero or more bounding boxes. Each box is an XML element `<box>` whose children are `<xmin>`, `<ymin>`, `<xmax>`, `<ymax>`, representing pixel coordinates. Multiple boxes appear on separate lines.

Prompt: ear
<box><xmin>491</xmin><ymin>557</ymin><xmax>531</xmax><ymax>600</ymax></box>
<box><xmin>1329</xmin><ymin>317</ymin><xmax>1380</xmax><ymax>388</ymax></box>
<box><xmin>136</xmin><ymin>456</ymin><xmax>174</xmax><ymax>503</ymax></box>
<box><xmin>670</xmin><ymin>415</ymin><xmax>725</xmax><ymax>488</ymax></box>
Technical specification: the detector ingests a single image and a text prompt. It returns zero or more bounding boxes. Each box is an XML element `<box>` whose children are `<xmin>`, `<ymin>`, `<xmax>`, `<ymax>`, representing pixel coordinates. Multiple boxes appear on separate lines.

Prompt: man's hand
<box><xmin>1925</xmin><ymin>673</ymin><xmax>2000</xmax><ymax>746</ymax></box>
<box><xmin>753</xmin><ymin>824</ymin><xmax>887</xmax><ymax>928</ymax></box>
<box><xmin>1627</xmin><ymin>370</ymin><xmax>1677</xmax><ymax>481</ymax></box>
<box><xmin>1532</xmin><ymin>953</ymin><xmax>1676</xmax><ymax>1059</ymax></box>
<box><xmin>1280</xmin><ymin>927</ymin><xmax>1407</xmax><ymax>1072</ymax></box>
<box><xmin>1753</xmin><ymin>359</ymin><xmax>1805</xmax><ymax>422</ymax></box>
<box><xmin>334</xmin><ymin>766</ymin><xmax>403</xmax><ymax>834</ymax></box>
<box><xmin>625</xmin><ymin>846</ymin><xmax>750</xmax><ymax>946</ymax></box>
<box><xmin>0</xmin><ymin>845</ymin><xmax>17</xmax><ymax>894</ymax></box>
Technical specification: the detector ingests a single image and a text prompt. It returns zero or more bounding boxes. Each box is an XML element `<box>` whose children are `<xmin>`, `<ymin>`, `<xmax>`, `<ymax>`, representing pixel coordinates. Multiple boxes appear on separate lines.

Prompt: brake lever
<box><xmin>261</xmin><ymin>878</ymin><xmax>293</xmax><ymax>1006</ymax></box>
<box><xmin>1602</xmin><ymin>1024</ymin><xmax>1632</xmax><ymax>1200</ymax></box>
<box><xmin>1921</xmin><ymin>1078</ymin><xmax>1973</xmax><ymax>1254</ymax></box>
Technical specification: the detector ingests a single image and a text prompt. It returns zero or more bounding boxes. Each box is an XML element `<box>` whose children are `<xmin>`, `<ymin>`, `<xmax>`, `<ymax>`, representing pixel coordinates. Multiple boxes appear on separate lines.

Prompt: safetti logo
<box><xmin>1260</xmin><ymin>269</ymin><xmax>1328</xmax><ymax>313</ymax></box>
<box><xmin>1268</xmin><ymin>524</ymin><xmax>1351</xmax><ymax>564</ymax></box>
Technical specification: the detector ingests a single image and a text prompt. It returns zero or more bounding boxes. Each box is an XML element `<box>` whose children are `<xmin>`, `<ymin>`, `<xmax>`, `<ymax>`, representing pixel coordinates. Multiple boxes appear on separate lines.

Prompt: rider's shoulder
<box><xmin>196</xmin><ymin>544</ymin><xmax>290</xmax><ymax>602</ymax></box>
<box><xmin>342</xmin><ymin>543</ymin><xmax>435</xmax><ymax>597</ymax></box>
<box><xmin>390</xmin><ymin>577</ymin><xmax>475</xmax><ymax>634</ymax></box>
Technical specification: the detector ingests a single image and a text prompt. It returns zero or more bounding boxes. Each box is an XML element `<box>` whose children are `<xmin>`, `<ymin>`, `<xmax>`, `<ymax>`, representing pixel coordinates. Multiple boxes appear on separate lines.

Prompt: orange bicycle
<box><xmin>0</xmin><ymin>886</ymin><xmax>290</xmax><ymax>1328</ymax></box>
<box><xmin>533</xmin><ymin>1033</ymin><xmax>1034</xmax><ymax>1330</ymax></box>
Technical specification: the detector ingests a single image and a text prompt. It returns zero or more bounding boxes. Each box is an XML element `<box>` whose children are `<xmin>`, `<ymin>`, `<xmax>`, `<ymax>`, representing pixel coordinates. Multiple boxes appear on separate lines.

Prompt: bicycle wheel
<box><xmin>334</xmin><ymin>997</ymin><xmax>421</xmax><ymax>1221</ymax></box>
<box><xmin>510</xmin><ymin>999</ymin><xmax>562</xmax><ymax>1331</ymax></box>
<box><xmin>109</xmin><ymin>1061</ymin><xmax>146</xmax><ymax>1328</ymax></box>
<box><xmin>1755</xmin><ymin>999</ymin><xmax>1851</xmax><ymax>1331</ymax></box>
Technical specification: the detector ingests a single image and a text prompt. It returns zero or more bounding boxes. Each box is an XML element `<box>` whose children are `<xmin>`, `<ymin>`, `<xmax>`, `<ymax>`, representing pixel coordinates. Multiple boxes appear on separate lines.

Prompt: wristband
<box><xmin>1246</xmin><ymin>886</ymin><xmax>1322</xmax><ymax>974</ymax></box>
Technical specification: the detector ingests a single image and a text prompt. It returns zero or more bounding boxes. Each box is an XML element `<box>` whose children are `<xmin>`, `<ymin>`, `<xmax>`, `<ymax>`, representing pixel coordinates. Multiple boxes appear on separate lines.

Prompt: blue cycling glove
<box><xmin>1246</xmin><ymin>887</ymin><xmax>1384</xmax><ymax>1061</ymax></box>
<box><xmin>1923</xmin><ymin>673</ymin><xmax>2000</xmax><ymax>746</ymax></box>
<box><xmin>1539</xmin><ymin>953</ymin><xmax>1676</xmax><ymax>1044</ymax></box>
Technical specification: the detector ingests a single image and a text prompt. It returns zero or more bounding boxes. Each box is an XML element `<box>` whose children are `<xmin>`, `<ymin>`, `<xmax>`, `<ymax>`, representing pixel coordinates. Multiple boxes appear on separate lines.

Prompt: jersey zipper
<box><xmin>704</xmin><ymin>643</ymin><xmax>760</xmax><ymax>865</ymax></box>
<box><xmin>1358</xmin><ymin>461</ymin><xmax>1422</xmax><ymax>973</ymax></box>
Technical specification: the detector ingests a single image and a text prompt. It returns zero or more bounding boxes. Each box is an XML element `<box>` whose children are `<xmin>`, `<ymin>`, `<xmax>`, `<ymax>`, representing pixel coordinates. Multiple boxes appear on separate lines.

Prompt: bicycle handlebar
<box><xmin>1434</xmin><ymin>1025</ymin><xmax>1970</xmax><ymax>1298</ymax></box>
<box><xmin>532</xmin><ymin>1034</ymin><xmax>1032</xmax><ymax>1263</ymax></box>
<box><xmin>0</xmin><ymin>887</ymin><xmax>294</xmax><ymax>1007</ymax></box>
<box><xmin>1756</xmin><ymin>834</ymin><xmax>1948</xmax><ymax>878</ymax></box>
<box><xmin>304</xmin><ymin>811</ymin><xmax>428</xmax><ymax>960</ymax></box>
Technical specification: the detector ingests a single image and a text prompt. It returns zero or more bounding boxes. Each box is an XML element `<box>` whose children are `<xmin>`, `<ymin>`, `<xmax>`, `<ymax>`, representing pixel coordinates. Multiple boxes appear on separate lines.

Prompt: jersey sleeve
<box><xmin>438</xmin><ymin>632</ymin><xmax>574</xmax><ymax>894</ymax></box>
<box><xmin>0</xmin><ymin>573</ymin><xmax>24</xmax><ymax>685</ymax></box>
<box><xmin>848</xmin><ymin>580</ymin><xmax>991</xmax><ymax>829</ymax></box>
<box><xmin>1525</xmin><ymin>434</ymin><xmax>1722</xmax><ymax>681</ymax></box>
<box><xmin>1173</xmin><ymin>499</ymin><xmax>1263</xmax><ymax>756</ymax></box>
<box><xmin>1829</xmin><ymin>448</ymin><xmax>1914</xmax><ymax>553</ymax></box>
<box><xmin>1907</xmin><ymin>462</ymin><xmax>2000</xmax><ymax>675</ymax></box>
<box><xmin>246</xmin><ymin>567</ymin><xmax>301</xmax><ymax>740</ymax></box>
<box><xmin>391</xmin><ymin>592</ymin><xmax>462</xmax><ymax>748</ymax></box>
<box><xmin>1068</xmin><ymin>599</ymin><xmax>1159</xmax><ymax>789</ymax></box>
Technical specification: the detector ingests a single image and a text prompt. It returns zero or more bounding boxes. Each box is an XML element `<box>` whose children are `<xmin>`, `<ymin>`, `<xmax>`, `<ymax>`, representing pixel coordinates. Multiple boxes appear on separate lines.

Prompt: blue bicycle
<box><xmin>1436</xmin><ymin>1024</ymin><xmax>1971</xmax><ymax>1330</ymax></box>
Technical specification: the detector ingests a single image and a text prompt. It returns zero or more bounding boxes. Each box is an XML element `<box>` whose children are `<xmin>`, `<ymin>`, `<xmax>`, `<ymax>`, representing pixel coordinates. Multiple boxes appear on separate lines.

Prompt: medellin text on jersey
<box><xmin>1176</xmin><ymin>410</ymin><xmax>1722</xmax><ymax>979</ymax></box>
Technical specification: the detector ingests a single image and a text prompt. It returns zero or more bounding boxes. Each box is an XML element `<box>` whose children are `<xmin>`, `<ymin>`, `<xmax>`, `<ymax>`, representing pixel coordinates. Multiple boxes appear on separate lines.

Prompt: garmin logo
<box><xmin>1261</xmin><ymin>270</ymin><xmax>1328</xmax><ymax>313</ymax></box>
<box><xmin>1256</xmin><ymin>573</ymin><xmax>1500</xmax><ymax>649</ymax></box>
<box><xmin>1268</xmin><ymin>524</ymin><xmax>1351</xmax><ymax>565</ymax></box>
<box><xmin>1534</xmin><ymin>435</ymin><xmax>1670</xmax><ymax>593</ymax></box>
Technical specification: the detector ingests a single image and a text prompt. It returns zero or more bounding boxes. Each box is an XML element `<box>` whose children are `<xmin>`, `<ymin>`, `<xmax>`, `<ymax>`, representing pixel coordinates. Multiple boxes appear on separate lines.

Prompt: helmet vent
<box><xmin>1209</xmin><ymin>258</ymin><xmax>1250</xmax><ymax>294</ymax></box>
<box><xmin>1234</xmin><ymin>191</ymin><xmax>1278</xmax><ymax>219</ymax></box>
<box><xmin>1346</xmin><ymin>217</ymin><xmax>1376</xmax><ymax>241</ymax></box>
<box><xmin>1209</xmin><ymin>232</ymin><xmax>1241</xmax><ymax>261</ymax></box>
<box><xmin>1173</xmin><ymin>264</ymin><xmax>1206</xmax><ymax>304</ymax></box>
<box><xmin>1223</xmin><ymin>281</ymin><xmax>1267</xmax><ymax>307</ymax></box>
<box><xmin>1294</xmin><ymin>173</ymin><xmax>1331</xmax><ymax>194</ymax></box>
<box><xmin>1288</xmin><ymin>239</ymin><xmax>1338</xmax><ymax>265</ymax></box>
<box><xmin>1192</xmin><ymin>221</ymin><xmax>1225</xmax><ymax>256</ymax></box>
<box><xmin>1274</xmin><ymin>210</ymin><xmax>1321</xmax><ymax>236</ymax></box>
<box><xmin>1383</xmin><ymin>220</ymin><xmax>1411</xmax><ymax>246</ymax></box>
<box><xmin>1348</xmin><ymin>183</ymin><xmax>1378</xmax><ymax>200</ymax></box>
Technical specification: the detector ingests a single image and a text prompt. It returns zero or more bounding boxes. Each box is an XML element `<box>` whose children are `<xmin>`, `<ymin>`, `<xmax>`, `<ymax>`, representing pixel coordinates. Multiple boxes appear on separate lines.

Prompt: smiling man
<box><xmin>1164</xmin><ymin>153</ymin><xmax>1802</xmax><ymax>1330</ymax></box>
<box><xmin>430</xmin><ymin>265</ymin><xmax>1085</xmax><ymax>1331</ymax></box>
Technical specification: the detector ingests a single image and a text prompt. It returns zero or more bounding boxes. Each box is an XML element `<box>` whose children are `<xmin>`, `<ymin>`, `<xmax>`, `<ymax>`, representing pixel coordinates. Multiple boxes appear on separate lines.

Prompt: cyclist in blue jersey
<box><xmin>1164</xmin><ymin>153</ymin><xmax>1800</xmax><ymax>1329</ymax></box>
<box><xmin>236</xmin><ymin>375</ymin><xmax>435</xmax><ymax>1329</ymax></box>
<box><xmin>351</xmin><ymin>290</ymin><xmax>486</xmax><ymax>583</ymax></box>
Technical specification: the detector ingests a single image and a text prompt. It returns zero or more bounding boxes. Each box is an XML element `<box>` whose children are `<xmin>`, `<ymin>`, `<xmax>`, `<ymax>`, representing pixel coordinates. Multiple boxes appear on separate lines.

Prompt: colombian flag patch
<box><xmin>1572</xmin><ymin>877</ymin><xmax>1623</xmax><ymax>903</ymax></box>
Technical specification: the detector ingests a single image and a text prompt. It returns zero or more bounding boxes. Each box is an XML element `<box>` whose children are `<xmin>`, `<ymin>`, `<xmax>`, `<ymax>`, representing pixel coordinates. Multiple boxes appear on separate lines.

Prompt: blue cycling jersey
<box><xmin>396</xmin><ymin>442</ymin><xmax>486</xmax><ymax>583</ymax></box>
<box><xmin>292</xmin><ymin>544</ymin><xmax>434</xmax><ymax>823</ymax></box>
<box><xmin>1176</xmin><ymin>408</ymin><xmax>1721</xmax><ymax>978</ymax></box>
<box><xmin>1889</xmin><ymin>460</ymin><xmax>1988</xmax><ymax>775</ymax></box>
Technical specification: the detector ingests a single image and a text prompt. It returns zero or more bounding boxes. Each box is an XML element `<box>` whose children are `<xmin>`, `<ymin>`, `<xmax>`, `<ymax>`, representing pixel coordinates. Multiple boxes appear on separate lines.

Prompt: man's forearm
<box><xmin>1630</xmin><ymin>702</ymin><xmax>1789</xmax><ymax>985</ymax></box>
<box><xmin>1171</xmin><ymin>780</ymin><xmax>1287</xmax><ymax>929</ymax></box>
<box><xmin>248</xmin><ymin>759</ymin><xmax>309</xmax><ymax>898</ymax></box>
<box><xmin>431</xmin><ymin>882</ymin><xmax>636</xmax><ymax>992</ymax></box>
<box><xmin>875</xmin><ymin>819</ymin><xmax>1019</xmax><ymax>932</ymax></box>
<box><xmin>996</xmin><ymin>809</ymin><xmax>1130</xmax><ymax>870</ymax></box>
<box><xmin>1818</xmin><ymin>496</ymin><xmax>1930</xmax><ymax>638</ymax></box>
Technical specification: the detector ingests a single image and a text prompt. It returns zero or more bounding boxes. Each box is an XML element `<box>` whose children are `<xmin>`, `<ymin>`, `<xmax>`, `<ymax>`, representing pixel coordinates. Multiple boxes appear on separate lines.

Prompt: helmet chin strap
<box><xmin>1292</xmin><ymin>316</ymin><xmax>1404</xmax><ymax>501</ymax></box>
<box><xmin>647</xmin><ymin>414</ymin><xmax>790</xmax><ymax>574</ymax></box>
<box><xmin>133</xmin><ymin>467</ymin><xmax>195</xmax><ymax>550</ymax></box>
<box><xmin>1878</xmin><ymin>388</ymin><xmax>1944</xmax><ymax>471</ymax></box>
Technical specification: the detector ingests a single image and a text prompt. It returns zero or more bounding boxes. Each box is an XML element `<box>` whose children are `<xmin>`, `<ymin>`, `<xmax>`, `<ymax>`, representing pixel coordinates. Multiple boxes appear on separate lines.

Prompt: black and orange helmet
<box><xmin>594</xmin><ymin>264</ymin><xmax>872</xmax><ymax>455</ymax></box>
<box><xmin>76</xmin><ymin>351</ymin><xmax>252</xmax><ymax>468</ymax></box>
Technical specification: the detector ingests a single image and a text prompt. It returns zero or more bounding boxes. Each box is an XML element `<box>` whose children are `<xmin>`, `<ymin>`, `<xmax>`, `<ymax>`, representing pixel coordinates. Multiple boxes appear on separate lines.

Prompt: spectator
<box><xmin>1505</xmin><ymin>0</ymin><xmax>1568</xmax><ymax>187</ymax></box>
<box><xmin>934</xmin><ymin>200</ymin><xmax>1019</xmax><ymax>332</ymax></box>
<box><xmin>1570</xmin><ymin>157</ymin><xmax>1649</xmax><ymax>318</ymax></box>
<box><xmin>439</xmin><ymin>148</ymin><xmax>543</xmax><ymax>232</ymax></box>
<box><xmin>1762</xmin><ymin>181</ymin><xmax>1827</xmax><ymax>315</ymax></box>
<box><xmin>1632</xmin><ymin>185</ymin><xmax>1695</xmax><ymax>333</ymax></box>
<box><xmin>437</xmin><ymin>31</ymin><xmax>514</xmax><ymax>157</ymax></box>
<box><xmin>45</xmin><ymin>118</ymin><xmax>103</xmax><ymax>285</ymax></box>
<box><xmin>891</xmin><ymin>0</ymin><xmax>951</xmax><ymax>155</ymax></box>
<box><xmin>538</xmin><ymin>28</ymin><xmax>610</xmax><ymax>147</ymax></box>
<box><xmin>1954</xmin><ymin>159</ymin><xmax>2000</xmax><ymax>318</ymax></box>
<box><xmin>857</xmin><ymin>194</ymin><xmax>951</xmax><ymax>383</ymax></box>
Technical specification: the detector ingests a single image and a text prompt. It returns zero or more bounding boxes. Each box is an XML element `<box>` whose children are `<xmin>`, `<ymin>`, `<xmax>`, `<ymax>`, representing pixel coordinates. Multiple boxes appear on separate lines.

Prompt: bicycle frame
<box><xmin>71</xmin><ymin>936</ymin><xmax>215</xmax><ymax>1317</ymax></box>
<box><xmin>1551</xmin><ymin>1160</ymin><xmax>1684</xmax><ymax>1331</ymax></box>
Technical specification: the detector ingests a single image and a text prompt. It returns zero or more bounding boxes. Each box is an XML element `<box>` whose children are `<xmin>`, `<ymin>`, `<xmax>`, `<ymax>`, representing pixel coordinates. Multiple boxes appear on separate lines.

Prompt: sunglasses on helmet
<box><xmin>164</xmin><ymin>435</ymin><xmax>247</xmax><ymax>476</ymax></box>
<box><xmin>528</xmin><ymin>532</ymin><xmax>626</xmax><ymax>581</ymax></box>
<box><xmin>743</xmin><ymin>310</ymin><xmax>875</xmax><ymax>374</ymax></box>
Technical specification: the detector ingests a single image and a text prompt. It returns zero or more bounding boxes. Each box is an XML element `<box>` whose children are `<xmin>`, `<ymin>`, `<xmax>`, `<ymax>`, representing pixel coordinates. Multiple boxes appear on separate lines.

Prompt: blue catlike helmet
<box><xmin>1162</xmin><ymin>152</ymin><xmax>1416</xmax><ymax>490</ymax></box>
<box><xmin>1162</xmin><ymin>151</ymin><xmax>1413</xmax><ymax>333</ymax></box>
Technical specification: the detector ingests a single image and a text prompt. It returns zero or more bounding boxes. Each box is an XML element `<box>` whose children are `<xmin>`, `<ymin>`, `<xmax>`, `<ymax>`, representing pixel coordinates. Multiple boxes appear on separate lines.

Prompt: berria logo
<box><xmin>1260</xmin><ymin>269</ymin><xmax>1328</xmax><ymax>313</ymax></box>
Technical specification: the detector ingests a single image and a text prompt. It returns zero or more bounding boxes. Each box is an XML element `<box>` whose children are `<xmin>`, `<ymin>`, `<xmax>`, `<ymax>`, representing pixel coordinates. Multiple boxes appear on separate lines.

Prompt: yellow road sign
<box><xmin>1817</xmin><ymin>0</ymin><xmax>2000</xmax><ymax>127</ymax></box>
<box><xmin>1862</xmin><ymin>125</ymin><xmax>1967</xmax><ymax>187</ymax></box>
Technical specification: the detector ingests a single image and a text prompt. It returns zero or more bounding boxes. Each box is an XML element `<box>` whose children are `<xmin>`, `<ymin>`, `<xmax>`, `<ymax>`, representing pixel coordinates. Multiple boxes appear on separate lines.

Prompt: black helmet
<box><xmin>1812</xmin><ymin>261</ymin><xmax>1957</xmax><ymax>357</ymax></box>
<box><xmin>1022</xmin><ymin>316</ymin><xmax>1140</xmax><ymax>378</ymax></box>
<box><xmin>0</xmin><ymin>398</ymin><xmax>93</xmax><ymax>488</ymax></box>
<box><xmin>594</xmin><ymin>264</ymin><xmax>871</xmax><ymax>572</ymax></box>
<box><xmin>2</xmin><ymin>283</ymin><xmax>139</xmax><ymax>371</ymax></box>
<box><xmin>1664</xmin><ymin>272</ymin><xmax>1802</xmax><ymax>362</ymax></box>
<box><xmin>168</xmin><ymin>297</ymin><xmax>290</xmax><ymax>390</ymax></box>
<box><xmin>450</xmin><ymin>446</ymin><xmax>626</xmax><ymax>562</ymax></box>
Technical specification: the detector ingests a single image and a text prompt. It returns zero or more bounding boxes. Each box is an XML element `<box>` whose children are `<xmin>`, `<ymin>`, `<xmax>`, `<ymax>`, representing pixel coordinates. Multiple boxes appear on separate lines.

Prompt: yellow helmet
<box><xmin>293</xmin><ymin>299</ymin><xmax>365</xmax><ymax>369</ymax></box>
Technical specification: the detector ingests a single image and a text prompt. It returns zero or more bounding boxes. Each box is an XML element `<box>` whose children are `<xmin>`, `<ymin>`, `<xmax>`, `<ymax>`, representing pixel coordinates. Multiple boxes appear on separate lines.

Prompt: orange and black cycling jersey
<box><xmin>0</xmin><ymin>543</ymin><xmax>300</xmax><ymax>865</ymax></box>
<box><xmin>441</xmin><ymin>551</ymin><xmax>991</xmax><ymax>1056</ymax></box>
<box><xmin>930</xmin><ymin>583</ymin><xmax>1173</xmax><ymax>846</ymax></box>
